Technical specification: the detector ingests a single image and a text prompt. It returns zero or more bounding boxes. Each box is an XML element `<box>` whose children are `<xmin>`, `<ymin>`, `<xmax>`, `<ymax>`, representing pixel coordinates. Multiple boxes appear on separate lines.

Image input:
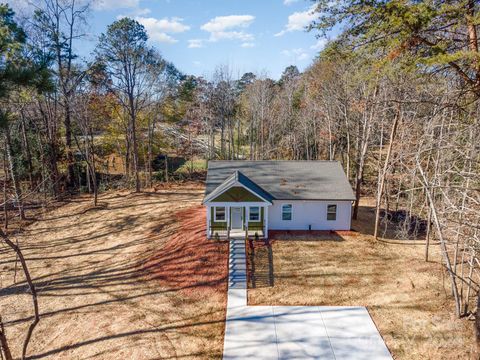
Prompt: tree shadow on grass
<box><xmin>1</xmin><ymin>193</ymin><xmax>227</xmax><ymax>359</ymax></box>
<box><xmin>25</xmin><ymin>308</ymin><xmax>226</xmax><ymax>359</ymax></box>
<box><xmin>247</xmin><ymin>239</ymin><xmax>274</xmax><ymax>289</ymax></box>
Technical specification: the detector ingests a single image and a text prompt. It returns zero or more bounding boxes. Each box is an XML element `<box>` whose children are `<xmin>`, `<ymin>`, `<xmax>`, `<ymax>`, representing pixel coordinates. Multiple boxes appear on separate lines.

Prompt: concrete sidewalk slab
<box><xmin>224</xmin><ymin>306</ymin><xmax>277</xmax><ymax>359</ymax></box>
<box><xmin>273</xmin><ymin>306</ymin><xmax>334</xmax><ymax>359</ymax></box>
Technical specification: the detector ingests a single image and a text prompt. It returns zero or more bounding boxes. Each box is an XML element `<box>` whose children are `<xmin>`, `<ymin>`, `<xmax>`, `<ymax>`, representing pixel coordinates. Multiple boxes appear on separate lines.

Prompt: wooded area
<box><xmin>1</xmin><ymin>0</ymin><xmax>479</xmax><ymax>358</ymax></box>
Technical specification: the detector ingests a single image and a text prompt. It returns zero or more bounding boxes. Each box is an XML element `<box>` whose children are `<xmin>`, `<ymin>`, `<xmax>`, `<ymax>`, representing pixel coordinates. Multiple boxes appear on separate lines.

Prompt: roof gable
<box><xmin>203</xmin><ymin>170</ymin><xmax>274</xmax><ymax>204</ymax></box>
<box><xmin>211</xmin><ymin>186</ymin><xmax>263</xmax><ymax>202</ymax></box>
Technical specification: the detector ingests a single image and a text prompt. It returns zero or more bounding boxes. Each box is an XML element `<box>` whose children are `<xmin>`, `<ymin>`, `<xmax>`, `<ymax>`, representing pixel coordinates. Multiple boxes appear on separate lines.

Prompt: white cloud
<box><xmin>150</xmin><ymin>32</ymin><xmax>177</xmax><ymax>43</ymax></box>
<box><xmin>283</xmin><ymin>0</ymin><xmax>300</xmax><ymax>4</ymax></box>
<box><xmin>310</xmin><ymin>38</ymin><xmax>327</xmax><ymax>51</ymax></box>
<box><xmin>93</xmin><ymin>0</ymin><xmax>139</xmax><ymax>10</ymax></box>
<box><xmin>298</xmin><ymin>52</ymin><xmax>309</xmax><ymax>60</ymax></box>
<box><xmin>135</xmin><ymin>16</ymin><xmax>190</xmax><ymax>44</ymax></box>
<box><xmin>188</xmin><ymin>39</ymin><xmax>205</xmax><ymax>48</ymax></box>
<box><xmin>275</xmin><ymin>5</ymin><xmax>317</xmax><ymax>37</ymax></box>
<box><xmin>137</xmin><ymin>16</ymin><xmax>190</xmax><ymax>34</ymax></box>
<box><xmin>198</xmin><ymin>15</ymin><xmax>256</xmax><ymax>45</ymax></box>
<box><xmin>201</xmin><ymin>15</ymin><xmax>254</xmax><ymax>32</ymax></box>
<box><xmin>282</xmin><ymin>48</ymin><xmax>310</xmax><ymax>61</ymax></box>
<box><xmin>241</xmin><ymin>42</ymin><xmax>255</xmax><ymax>48</ymax></box>
<box><xmin>209</xmin><ymin>31</ymin><xmax>254</xmax><ymax>42</ymax></box>
<box><xmin>132</xmin><ymin>8</ymin><xmax>151</xmax><ymax>16</ymax></box>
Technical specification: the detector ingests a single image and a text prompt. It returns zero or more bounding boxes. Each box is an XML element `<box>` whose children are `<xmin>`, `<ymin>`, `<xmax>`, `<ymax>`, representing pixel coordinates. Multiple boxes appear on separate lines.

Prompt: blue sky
<box><xmin>14</xmin><ymin>0</ymin><xmax>329</xmax><ymax>79</ymax></box>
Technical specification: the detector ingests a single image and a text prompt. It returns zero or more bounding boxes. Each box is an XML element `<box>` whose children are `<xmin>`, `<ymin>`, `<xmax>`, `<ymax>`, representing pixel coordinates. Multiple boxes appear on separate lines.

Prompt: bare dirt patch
<box><xmin>1</xmin><ymin>188</ymin><xmax>227</xmax><ymax>359</ymax></box>
<box><xmin>248</xmin><ymin>198</ymin><xmax>477</xmax><ymax>360</ymax></box>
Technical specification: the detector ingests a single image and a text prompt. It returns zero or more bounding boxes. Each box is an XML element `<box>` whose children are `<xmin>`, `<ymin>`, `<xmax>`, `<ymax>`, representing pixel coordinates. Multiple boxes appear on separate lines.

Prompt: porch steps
<box><xmin>227</xmin><ymin>239</ymin><xmax>247</xmax><ymax>294</ymax></box>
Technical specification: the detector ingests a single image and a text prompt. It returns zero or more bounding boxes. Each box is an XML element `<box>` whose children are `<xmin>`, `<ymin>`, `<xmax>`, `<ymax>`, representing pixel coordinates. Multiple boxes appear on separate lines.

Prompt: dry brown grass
<box><xmin>0</xmin><ymin>188</ymin><xmax>227</xmax><ymax>359</ymax></box>
<box><xmin>248</xmin><ymin>198</ymin><xmax>477</xmax><ymax>360</ymax></box>
<box><xmin>3</xmin><ymin>188</ymin><xmax>477</xmax><ymax>359</ymax></box>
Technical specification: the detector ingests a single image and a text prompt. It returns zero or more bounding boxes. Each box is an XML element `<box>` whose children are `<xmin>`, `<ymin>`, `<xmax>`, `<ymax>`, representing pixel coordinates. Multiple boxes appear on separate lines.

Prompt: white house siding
<box><xmin>268</xmin><ymin>200</ymin><xmax>352</xmax><ymax>231</ymax></box>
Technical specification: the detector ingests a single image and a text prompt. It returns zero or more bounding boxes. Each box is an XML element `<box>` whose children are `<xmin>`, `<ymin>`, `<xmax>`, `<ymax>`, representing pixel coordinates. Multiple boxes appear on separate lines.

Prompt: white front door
<box><xmin>231</xmin><ymin>207</ymin><xmax>243</xmax><ymax>230</ymax></box>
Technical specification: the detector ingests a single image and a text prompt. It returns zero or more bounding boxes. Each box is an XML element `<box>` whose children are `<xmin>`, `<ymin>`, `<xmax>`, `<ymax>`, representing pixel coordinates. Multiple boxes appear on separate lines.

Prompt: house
<box><xmin>203</xmin><ymin>161</ymin><xmax>356</xmax><ymax>238</ymax></box>
<box><xmin>103</xmin><ymin>153</ymin><xmax>127</xmax><ymax>175</ymax></box>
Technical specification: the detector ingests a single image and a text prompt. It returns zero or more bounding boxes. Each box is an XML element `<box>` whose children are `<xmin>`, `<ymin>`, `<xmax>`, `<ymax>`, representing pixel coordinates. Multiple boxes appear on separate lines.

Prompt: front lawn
<box><xmin>0</xmin><ymin>187</ymin><xmax>228</xmax><ymax>359</ymax></box>
<box><xmin>248</xmin><ymin>198</ymin><xmax>477</xmax><ymax>359</ymax></box>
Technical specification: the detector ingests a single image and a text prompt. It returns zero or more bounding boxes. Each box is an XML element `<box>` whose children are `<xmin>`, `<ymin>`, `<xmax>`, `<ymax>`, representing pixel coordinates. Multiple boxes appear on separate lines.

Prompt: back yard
<box><xmin>0</xmin><ymin>186</ymin><xmax>228</xmax><ymax>359</ymax></box>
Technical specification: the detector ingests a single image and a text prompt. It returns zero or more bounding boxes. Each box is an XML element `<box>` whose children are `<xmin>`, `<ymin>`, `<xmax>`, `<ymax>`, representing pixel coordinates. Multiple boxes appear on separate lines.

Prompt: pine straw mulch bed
<box><xmin>143</xmin><ymin>205</ymin><xmax>229</xmax><ymax>298</ymax></box>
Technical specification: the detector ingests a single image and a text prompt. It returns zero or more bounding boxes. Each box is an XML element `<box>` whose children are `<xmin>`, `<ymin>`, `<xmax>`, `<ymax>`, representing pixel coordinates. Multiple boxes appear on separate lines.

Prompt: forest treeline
<box><xmin>1</xmin><ymin>0</ymin><xmax>480</xmax><ymax>357</ymax></box>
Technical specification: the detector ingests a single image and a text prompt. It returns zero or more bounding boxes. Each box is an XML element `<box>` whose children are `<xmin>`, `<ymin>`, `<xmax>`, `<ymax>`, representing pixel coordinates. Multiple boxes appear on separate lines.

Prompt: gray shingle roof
<box><xmin>203</xmin><ymin>170</ymin><xmax>274</xmax><ymax>203</ymax></box>
<box><xmin>204</xmin><ymin>161</ymin><xmax>355</xmax><ymax>201</ymax></box>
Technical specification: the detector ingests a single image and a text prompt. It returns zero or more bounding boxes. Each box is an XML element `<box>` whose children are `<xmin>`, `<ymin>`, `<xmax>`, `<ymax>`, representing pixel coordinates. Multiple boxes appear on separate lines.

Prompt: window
<box><xmin>249</xmin><ymin>206</ymin><xmax>260</xmax><ymax>222</ymax></box>
<box><xmin>327</xmin><ymin>204</ymin><xmax>337</xmax><ymax>221</ymax></box>
<box><xmin>215</xmin><ymin>207</ymin><xmax>226</xmax><ymax>222</ymax></box>
<box><xmin>282</xmin><ymin>204</ymin><xmax>292</xmax><ymax>221</ymax></box>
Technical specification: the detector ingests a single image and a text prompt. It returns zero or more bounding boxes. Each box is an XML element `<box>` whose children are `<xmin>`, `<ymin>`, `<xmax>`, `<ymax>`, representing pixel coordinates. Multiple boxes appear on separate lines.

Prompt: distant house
<box><xmin>203</xmin><ymin>161</ymin><xmax>355</xmax><ymax>238</ymax></box>
<box><xmin>104</xmin><ymin>153</ymin><xmax>126</xmax><ymax>175</ymax></box>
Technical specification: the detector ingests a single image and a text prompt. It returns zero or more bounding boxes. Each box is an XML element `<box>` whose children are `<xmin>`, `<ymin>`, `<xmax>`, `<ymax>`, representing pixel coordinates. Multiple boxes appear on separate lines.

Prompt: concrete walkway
<box><xmin>223</xmin><ymin>238</ymin><xmax>393</xmax><ymax>360</ymax></box>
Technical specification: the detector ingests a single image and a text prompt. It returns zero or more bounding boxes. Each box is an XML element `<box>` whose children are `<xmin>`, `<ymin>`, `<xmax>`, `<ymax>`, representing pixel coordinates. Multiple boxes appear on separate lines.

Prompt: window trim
<box><xmin>214</xmin><ymin>206</ymin><xmax>227</xmax><ymax>222</ymax></box>
<box><xmin>327</xmin><ymin>204</ymin><xmax>337</xmax><ymax>221</ymax></box>
<box><xmin>249</xmin><ymin>206</ymin><xmax>261</xmax><ymax>222</ymax></box>
<box><xmin>282</xmin><ymin>204</ymin><xmax>292</xmax><ymax>221</ymax></box>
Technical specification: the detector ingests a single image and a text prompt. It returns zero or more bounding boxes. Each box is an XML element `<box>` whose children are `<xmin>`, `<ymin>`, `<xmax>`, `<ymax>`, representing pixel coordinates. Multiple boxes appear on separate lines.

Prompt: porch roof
<box><xmin>203</xmin><ymin>170</ymin><xmax>274</xmax><ymax>204</ymax></box>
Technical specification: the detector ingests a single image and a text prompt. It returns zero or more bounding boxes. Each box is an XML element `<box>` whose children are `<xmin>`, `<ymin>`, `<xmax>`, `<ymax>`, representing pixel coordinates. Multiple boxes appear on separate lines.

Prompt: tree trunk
<box><xmin>352</xmin><ymin>174</ymin><xmax>363</xmax><ymax>220</ymax></box>
<box><xmin>374</xmin><ymin>107</ymin><xmax>400</xmax><ymax>239</ymax></box>
<box><xmin>65</xmin><ymin>98</ymin><xmax>75</xmax><ymax>190</ymax></box>
<box><xmin>130</xmin><ymin>111</ymin><xmax>141</xmax><ymax>192</ymax></box>
<box><xmin>0</xmin><ymin>316</ymin><xmax>13</xmax><ymax>360</ymax></box>
<box><xmin>210</xmin><ymin>125</ymin><xmax>215</xmax><ymax>160</ymax></box>
<box><xmin>4</xmin><ymin>128</ymin><xmax>25</xmax><ymax>220</ymax></box>
<box><xmin>3</xmin><ymin>149</ymin><xmax>8</xmax><ymax>231</ymax></box>
<box><xmin>352</xmin><ymin>86</ymin><xmax>376</xmax><ymax>219</ymax></box>
<box><xmin>425</xmin><ymin>202</ymin><xmax>432</xmax><ymax>262</ymax></box>
<box><xmin>85</xmin><ymin>143</ymin><xmax>91</xmax><ymax>193</ymax></box>
<box><xmin>164</xmin><ymin>154</ymin><xmax>169</xmax><ymax>183</ymax></box>
<box><xmin>147</xmin><ymin>118</ymin><xmax>153</xmax><ymax>188</ymax></box>
<box><xmin>45</xmin><ymin>117</ymin><xmax>60</xmax><ymax>198</ymax></box>
<box><xmin>476</xmin><ymin>292</ymin><xmax>480</xmax><ymax>346</ymax></box>
<box><xmin>124</xmin><ymin>130</ymin><xmax>130</xmax><ymax>179</ymax></box>
<box><xmin>417</xmin><ymin>160</ymin><xmax>461</xmax><ymax>317</ymax></box>
<box><xmin>0</xmin><ymin>229</ymin><xmax>40</xmax><ymax>359</ymax></box>
<box><xmin>20</xmin><ymin>112</ymin><xmax>34</xmax><ymax>189</ymax></box>
<box><xmin>73</xmin><ymin>135</ymin><xmax>97</xmax><ymax>206</ymax></box>
<box><xmin>466</xmin><ymin>0</ymin><xmax>480</xmax><ymax>89</ymax></box>
<box><xmin>220</xmin><ymin>121</ymin><xmax>225</xmax><ymax>158</ymax></box>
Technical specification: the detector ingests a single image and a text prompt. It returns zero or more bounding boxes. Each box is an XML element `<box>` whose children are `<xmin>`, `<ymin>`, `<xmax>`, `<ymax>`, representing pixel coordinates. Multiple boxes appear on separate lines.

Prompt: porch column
<box><xmin>245</xmin><ymin>206</ymin><xmax>249</xmax><ymax>238</ymax></box>
<box><xmin>206</xmin><ymin>205</ymin><xmax>211</xmax><ymax>238</ymax></box>
<box><xmin>226</xmin><ymin>205</ymin><xmax>230</xmax><ymax>239</ymax></box>
<box><xmin>264</xmin><ymin>205</ymin><xmax>269</xmax><ymax>239</ymax></box>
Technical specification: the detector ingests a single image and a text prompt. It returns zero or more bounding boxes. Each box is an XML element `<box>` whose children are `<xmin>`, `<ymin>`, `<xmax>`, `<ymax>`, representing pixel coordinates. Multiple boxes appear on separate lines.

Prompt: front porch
<box><xmin>211</xmin><ymin>229</ymin><xmax>266</xmax><ymax>239</ymax></box>
<box><xmin>203</xmin><ymin>170</ymin><xmax>273</xmax><ymax>239</ymax></box>
<box><xmin>206</xmin><ymin>204</ymin><xmax>269</xmax><ymax>239</ymax></box>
